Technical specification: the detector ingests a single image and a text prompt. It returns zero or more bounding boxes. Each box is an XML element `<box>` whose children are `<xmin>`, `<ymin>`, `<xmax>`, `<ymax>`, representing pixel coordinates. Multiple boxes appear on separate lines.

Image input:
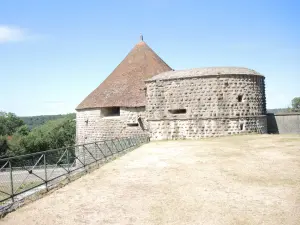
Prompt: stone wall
<box><xmin>76</xmin><ymin>107</ymin><xmax>147</xmax><ymax>144</ymax></box>
<box><xmin>145</xmin><ymin>74</ymin><xmax>267</xmax><ymax>140</ymax></box>
<box><xmin>148</xmin><ymin>117</ymin><xmax>267</xmax><ymax>140</ymax></box>
<box><xmin>267</xmin><ymin>113</ymin><xmax>300</xmax><ymax>134</ymax></box>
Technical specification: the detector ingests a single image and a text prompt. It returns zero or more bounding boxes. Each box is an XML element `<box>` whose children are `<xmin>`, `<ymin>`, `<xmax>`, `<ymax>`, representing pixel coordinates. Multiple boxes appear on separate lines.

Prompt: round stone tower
<box><xmin>145</xmin><ymin>67</ymin><xmax>267</xmax><ymax>140</ymax></box>
<box><xmin>75</xmin><ymin>37</ymin><xmax>172</xmax><ymax>144</ymax></box>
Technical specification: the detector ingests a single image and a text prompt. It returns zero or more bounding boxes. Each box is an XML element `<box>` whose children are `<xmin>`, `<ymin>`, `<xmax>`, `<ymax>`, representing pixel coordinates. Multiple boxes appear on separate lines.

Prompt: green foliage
<box><xmin>0</xmin><ymin>112</ymin><xmax>76</xmax><ymax>158</ymax></box>
<box><xmin>292</xmin><ymin>97</ymin><xmax>300</xmax><ymax>110</ymax></box>
<box><xmin>21</xmin><ymin>113</ymin><xmax>76</xmax><ymax>130</ymax></box>
<box><xmin>0</xmin><ymin>112</ymin><xmax>25</xmax><ymax>136</ymax></box>
<box><xmin>15</xmin><ymin>125</ymin><xmax>30</xmax><ymax>136</ymax></box>
<box><xmin>19</xmin><ymin>116</ymin><xmax>76</xmax><ymax>154</ymax></box>
<box><xmin>6</xmin><ymin>134</ymin><xmax>26</xmax><ymax>156</ymax></box>
<box><xmin>0</xmin><ymin>136</ymin><xmax>9</xmax><ymax>157</ymax></box>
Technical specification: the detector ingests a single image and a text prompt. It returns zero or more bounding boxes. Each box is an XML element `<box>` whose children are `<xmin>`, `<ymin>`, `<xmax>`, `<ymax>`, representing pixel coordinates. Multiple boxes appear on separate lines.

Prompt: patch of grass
<box><xmin>15</xmin><ymin>181</ymin><xmax>43</xmax><ymax>194</ymax></box>
<box><xmin>0</xmin><ymin>192</ymin><xmax>10</xmax><ymax>203</ymax></box>
<box><xmin>0</xmin><ymin>185</ymin><xmax>11</xmax><ymax>203</ymax></box>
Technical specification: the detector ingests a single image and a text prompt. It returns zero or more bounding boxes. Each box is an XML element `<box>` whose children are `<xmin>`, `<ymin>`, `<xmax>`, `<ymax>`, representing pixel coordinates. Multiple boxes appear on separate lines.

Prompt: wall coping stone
<box><xmin>148</xmin><ymin>115</ymin><xmax>267</xmax><ymax>121</ymax></box>
<box><xmin>267</xmin><ymin>112</ymin><xmax>300</xmax><ymax>116</ymax></box>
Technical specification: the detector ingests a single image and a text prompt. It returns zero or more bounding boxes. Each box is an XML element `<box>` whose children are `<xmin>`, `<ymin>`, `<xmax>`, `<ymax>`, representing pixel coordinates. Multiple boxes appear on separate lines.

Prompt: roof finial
<box><xmin>140</xmin><ymin>34</ymin><xmax>143</xmax><ymax>41</ymax></box>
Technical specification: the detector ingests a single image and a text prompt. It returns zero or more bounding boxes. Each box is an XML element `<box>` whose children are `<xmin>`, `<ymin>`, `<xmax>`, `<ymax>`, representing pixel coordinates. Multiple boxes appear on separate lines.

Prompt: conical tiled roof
<box><xmin>76</xmin><ymin>37</ymin><xmax>172</xmax><ymax>110</ymax></box>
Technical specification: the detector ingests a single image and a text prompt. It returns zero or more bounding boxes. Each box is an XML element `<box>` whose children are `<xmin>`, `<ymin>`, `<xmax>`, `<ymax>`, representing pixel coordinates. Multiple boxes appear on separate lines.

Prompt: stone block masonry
<box><xmin>149</xmin><ymin>117</ymin><xmax>267</xmax><ymax>140</ymax></box>
<box><xmin>76</xmin><ymin>107</ymin><xmax>148</xmax><ymax>145</ymax></box>
<box><xmin>145</xmin><ymin>73</ymin><xmax>267</xmax><ymax>140</ymax></box>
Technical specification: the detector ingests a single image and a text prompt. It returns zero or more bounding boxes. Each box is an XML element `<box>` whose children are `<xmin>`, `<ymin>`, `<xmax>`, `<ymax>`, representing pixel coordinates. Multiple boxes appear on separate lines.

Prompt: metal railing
<box><xmin>0</xmin><ymin>135</ymin><xmax>149</xmax><ymax>210</ymax></box>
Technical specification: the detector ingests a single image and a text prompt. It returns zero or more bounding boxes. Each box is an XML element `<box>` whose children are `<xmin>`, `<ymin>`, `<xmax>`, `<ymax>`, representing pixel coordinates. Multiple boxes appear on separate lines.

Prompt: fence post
<box><xmin>134</xmin><ymin>136</ymin><xmax>138</xmax><ymax>145</ymax></box>
<box><xmin>117</xmin><ymin>138</ymin><xmax>125</xmax><ymax>151</ymax></box>
<box><xmin>66</xmin><ymin>148</ymin><xmax>70</xmax><ymax>179</ymax></box>
<box><xmin>112</xmin><ymin>139</ymin><xmax>119</xmax><ymax>153</ymax></box>
<box><xmin>104</xmin><ymin>141</ymin><xmax>113</xmax><ymax>156</ymax></box>
<box><xmin>125</xmin><ymin>138</ymin><xmax>130</xmax><ymax>148</ymax></box>
<box><xmin>137</xmin><ymin>135</ymin><xmax>142</xmax><ymax>145</ymax></box>
<box><xmin>132</xmin><ymin>137</ymin><xmax>136</xmax><ymax>146</ymax></box>
<box><xmin>94</xmin><ymin>142</ymin><xmax>100</xmax><ymax>168</ymax></box>
<box><xmin>95</xmin><ymin>142</ymin><xmax>100</xmax><ymax>161</ymax></box>
<box><xmin>44</xmin><ymin>154</ymin><xmax>48</xmax><ymax>191</ymax></box>
<box><xmin>121</xmin><ymin>138</ymin><xmax>126</xmax><ymax>150</ymax></box>
<box><xmin>125</xmin><ymin>138</ymin><xmax>130</xmax><ymax>149</ymax></box>
<box><xmin>128</xmin><ymin>137</ymin><xmax>134</xmax><ymax>148</ymax></box>
<box><xmin>83</xmin><ymin>145</ymin><xmax>86</xmax><ymax>168</ymax></box>
<box><xmin>9</xmin><ymin>160</ymin><xmax>14</xmax><ymax>203</ymax></box>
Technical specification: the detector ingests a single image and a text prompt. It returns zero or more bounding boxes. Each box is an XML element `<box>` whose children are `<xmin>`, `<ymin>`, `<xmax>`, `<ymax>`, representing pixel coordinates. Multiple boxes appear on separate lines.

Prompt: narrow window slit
<box><xmin>240</xmin><ymin>123</ymin><xmax>244</xmax><ymax>130</ymax></box>
<box><xmin>127</xmin><ymin>123</ymin><xmax>139</xmax><ymax>127</ymax></box>
<box><xmin>238</xmin><ymin>95</ymin><xmax>243</xmax><ymax>102</ymax></box>
<box><xmin>168</xmin><ymin>109</ymin><xmax>186</xmax><ymax>114</ymax></box>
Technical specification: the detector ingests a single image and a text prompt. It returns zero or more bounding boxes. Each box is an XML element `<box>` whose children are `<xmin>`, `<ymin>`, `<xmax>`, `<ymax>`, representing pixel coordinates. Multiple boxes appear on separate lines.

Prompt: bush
<box><xmin>0</xmin><ymin>112</ymin><xmax>24</xmax><ymax>136</ymax></box>
<box><xmin>20</xmin><ymin>116</ymin><xmax>76</xmax><ymax>154</ymax></box>
<box><xmin>0</xmin><ymin>136</ymin><xmax>9</xmax><ymax>157</ymax></box>
<box><xmin>0</xmin><ymin>113</ymin><xmax>76</xmax><ymax>158</ymax></box>
<box><xmin>292</xmin><ymin>97</ymin><xmax>300</xmax><ymax>111</ymax></box>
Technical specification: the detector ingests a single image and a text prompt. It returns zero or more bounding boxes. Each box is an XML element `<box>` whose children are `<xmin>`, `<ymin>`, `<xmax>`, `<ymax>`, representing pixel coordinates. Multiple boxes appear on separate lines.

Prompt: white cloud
<box><xmin>0</xmin><ymin>25</ymin><xmax>28</xmax><ymax>43</ymax></box>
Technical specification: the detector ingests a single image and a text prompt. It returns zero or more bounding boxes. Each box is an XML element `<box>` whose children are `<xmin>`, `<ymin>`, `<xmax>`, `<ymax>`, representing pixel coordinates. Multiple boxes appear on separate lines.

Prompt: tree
<box><xmin>19</xmin><ymin>116</ymin><xmax>76</xmax><ymax>154</ymax></box>
<box><xmin>6</xmin><ymin>134</ymin><xmax>26</xmax><ymax>156</ymax></box>
<box><xmin>0</xmin><ymin>112</ymin><xmax>25</xmax><ymax>136</ymax></box>
<box><xmin>0</xmin><ymin>136</ymin><xmax>9</xmax><ymax>157</ymax></box>
<box><xmin>15</xmin><ymin>125</ymin><xmax>30</xmax><ymax>136</ymax></box>
<box><xmin>20</xmin><ymin>113</ymin><xmax>75</xmax><ymax>130</ymax></box>
<box><xmin>0</xmin><ymin>112</ymin><xmax>76</xmax><ymax>158</ymax></box>
<box><xmin>292</xmin><ymin>97</ymin><xmax>300</xmax><ymax>111</ymax></box>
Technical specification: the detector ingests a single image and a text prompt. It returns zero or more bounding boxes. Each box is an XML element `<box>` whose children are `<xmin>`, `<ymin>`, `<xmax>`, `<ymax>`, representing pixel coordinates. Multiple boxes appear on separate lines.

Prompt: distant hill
<box><xmin>267</xmin><ymin>108</ymin><xmax>290</xmax><ymax>114</ymax></box>
<box><xmin>21</xmin><ymin>113</ymin><xmax>76</xmax><ymax>130</ymax></box>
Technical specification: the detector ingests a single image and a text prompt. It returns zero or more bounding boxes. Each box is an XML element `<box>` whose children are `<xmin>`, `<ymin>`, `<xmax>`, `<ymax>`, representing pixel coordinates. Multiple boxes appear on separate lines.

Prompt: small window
<box><xmin>101</xmin><ymin>107</ymin><xmax>120</xmax><ymax>117</ymax></box>
<box><xmin>240</xmin><ymin>123</ymin><xmax>244</xmax><ymax>130</ymax></box>
<box><xmin>168</xmin><ymin>109</ymin><xmax>186</xmax><ymax>114</ymax></box>
<box><xmin>237</xmin><ymin>95</ymin><xmax>243</xmax><ymax>102</ymax></box>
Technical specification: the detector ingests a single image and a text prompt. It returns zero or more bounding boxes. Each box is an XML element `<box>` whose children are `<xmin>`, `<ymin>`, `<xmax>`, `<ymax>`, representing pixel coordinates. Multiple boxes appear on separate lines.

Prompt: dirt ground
<box><xmin>1</xmin><ymin>134</ymin><xmax>300</xmax><ymax>225</ymax></box>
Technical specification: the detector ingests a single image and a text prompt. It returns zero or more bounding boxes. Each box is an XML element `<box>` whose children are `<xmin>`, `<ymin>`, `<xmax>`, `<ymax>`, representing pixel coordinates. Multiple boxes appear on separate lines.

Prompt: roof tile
<box><xmin>76</xmin><ymin>40</ymin><xmax>172</xmax><ymax>110</ymax></box>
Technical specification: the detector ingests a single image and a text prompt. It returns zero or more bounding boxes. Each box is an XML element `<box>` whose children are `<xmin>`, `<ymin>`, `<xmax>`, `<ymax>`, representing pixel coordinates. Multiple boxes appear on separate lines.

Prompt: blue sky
<box><xmin>0</xmin><ymin>0</ymin><xmax>299</xmax><ymax>116</ymax></box>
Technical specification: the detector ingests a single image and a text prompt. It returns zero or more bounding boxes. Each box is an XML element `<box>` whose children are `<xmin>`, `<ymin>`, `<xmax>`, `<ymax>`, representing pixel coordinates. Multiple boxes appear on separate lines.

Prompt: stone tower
<box><xmin>76</xmin><ymin>37</ymin><xmax>172</xmax><ymax>144</ymax></box>
<box><xmin>145</xmin><ymin>67</ymin><xmax>267</xmax><ymax>140</ymax></box>
<box><xmin>76</xmin><ymin>38</ymin><xmax>268</xmax><ymax>142</ymax></box>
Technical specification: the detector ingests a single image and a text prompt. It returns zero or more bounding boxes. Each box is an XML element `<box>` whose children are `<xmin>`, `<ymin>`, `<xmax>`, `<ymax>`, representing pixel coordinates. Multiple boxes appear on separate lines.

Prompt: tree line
<box><xmin>0</xmin><ymin>112</ymin><xmax>76</xmax><ymax>158</ymax></box>
<box><xmin>21</xmin><ymin>113</ymin><xmax>75</xmax><ymax>130</ymax></box>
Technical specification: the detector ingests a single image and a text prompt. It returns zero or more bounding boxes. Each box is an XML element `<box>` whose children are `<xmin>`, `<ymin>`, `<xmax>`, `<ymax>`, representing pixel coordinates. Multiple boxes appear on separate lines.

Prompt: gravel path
<box><xmin>1</xmin><ymin>134</ymin><xmax>300</xmax><ymax>225</ymax></box>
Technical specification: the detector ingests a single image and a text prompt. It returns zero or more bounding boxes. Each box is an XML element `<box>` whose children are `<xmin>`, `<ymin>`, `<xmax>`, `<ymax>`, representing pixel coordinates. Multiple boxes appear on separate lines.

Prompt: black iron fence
<box><xmin>0</xmin><ymin>135</ymin><xmax>149</xmax><ymax>210</ymax></box>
